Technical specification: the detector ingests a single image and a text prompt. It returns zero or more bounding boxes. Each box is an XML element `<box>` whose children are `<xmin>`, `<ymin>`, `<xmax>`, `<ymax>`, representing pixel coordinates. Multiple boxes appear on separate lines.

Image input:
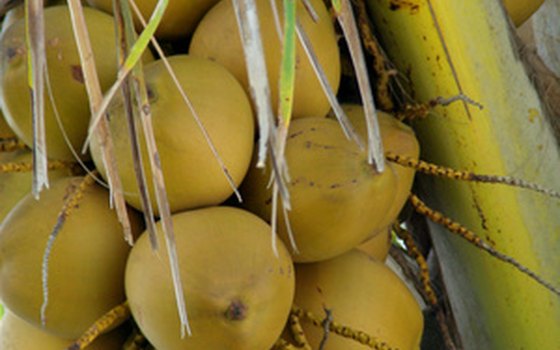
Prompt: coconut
<box><xmin>0</xmin><ymin>6</ymin><xmax>120</xmax><ymax>161</ymax></box>
<box><xmin>125</xmin><ymin>206</ymin><xmax>295</xmax><ymax>350</ymax></box>
<box><xmin>0</xmin><ymin>309</ymin><xmax>128</xmax><ymax>350</ymax></box>
<box><xmin>86</xmin><ymin>0</ymin><xmax>221</xmax><ymax>39</ymax></box>
<box><xmin>90</xmin><ymin>55</ymin><xmax>254</xmax><ymax>215</ymax></box>
<box><xmin>294</xmin><ymin>249</ymin><xmax>424</xmax><ymax>350</ymax></box>
<box><xmin>0</xmin><ymin>176</ymin><xmax>142</xmax><ymax>338</ymax></box>
<box><xmin>241</xmin><ymin>117</ymin><xmax>397</xmax><ymax>262</ymax></box>
<box><xmin>189</xmin><ymin>0</ymin><xmax>341</xmax><ymax>118</ymax></box>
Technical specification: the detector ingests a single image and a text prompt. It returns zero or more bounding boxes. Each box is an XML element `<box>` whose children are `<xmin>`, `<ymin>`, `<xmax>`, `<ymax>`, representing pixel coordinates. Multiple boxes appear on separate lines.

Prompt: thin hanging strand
<box><xmin>41</xmin><ymin>174</ymin><xmax>96</xmax><ymax>327</ymax></box>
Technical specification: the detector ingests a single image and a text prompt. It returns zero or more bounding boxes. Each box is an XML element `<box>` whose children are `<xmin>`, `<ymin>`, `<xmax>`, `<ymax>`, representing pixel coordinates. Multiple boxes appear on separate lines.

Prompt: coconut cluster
<box><xmin>0</xmin><ymin>2</ymin><xmax>423</xmax><ymax>349</ymax></box>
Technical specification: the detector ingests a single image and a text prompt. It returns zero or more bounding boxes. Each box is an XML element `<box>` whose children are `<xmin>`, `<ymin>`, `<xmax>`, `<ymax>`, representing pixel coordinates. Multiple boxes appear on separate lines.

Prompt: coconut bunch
<box><xmin>0</xmin><ymin>0</ymin><xmax>559</xmax><ymax>349</ymax></box>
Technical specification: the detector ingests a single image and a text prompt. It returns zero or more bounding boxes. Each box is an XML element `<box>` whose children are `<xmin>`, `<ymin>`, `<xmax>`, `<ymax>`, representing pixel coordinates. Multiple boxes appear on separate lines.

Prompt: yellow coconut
<box><xmin>1</xmin><ymin>0</ymin><xmax>79</xmax><ymax>33</ymax></box>
<box><xmin>125</xmin><ymin>206</ymin><xmax>295</xmax><ymax>350</ymax></box>
<box><xmin>0</xmin><ymin>176</ymin><xmax>142</xmax><ymax>338</ymax></box>
<box><xmin>342</xmin><ymin>104</ymin><xmax>420</xmax><ymax>231</ymax></box>
<box><xmin>0</xmin><ymin>150</ymin><xmax>73</xmax><ymax>223</ymax></box>
<box><xmin>0</xmin><ymin>6</ymin><xmax>119</xmax><ymax>161</ymax></box>
<box><xmin>0</xmin><ymin>309</ymin><xmax>128</xmax><ymax>350</ymax></box>
<box><xmin>189</xmin><ymin>0</ymin><xmax>340</xmax><ymax>118</ymax></box>
<box><xmin>240</xmin><ymin>117</ymin><xmax>397</xmax><ymax>262</ymax></box>
<box><xmin>294</xmin><ymin>249</ymin><xmax>424</xmax><ymax>350</ymax></box>
<box><xmin>90</xmin><ymin>55</ymin><xmax>254</xmax><ymax>215</ymax></box>
<box><xmin>356</xmin><ymin>226</ymin><xmax>392</xmax><ymax>262</ymax></box>
<box><xmin>503</xmin><ymin>0</ymin><xmax>544</xmax><ymax>26</ymax></box>
<box><xmin>86</xmin><ymin>0</ymin><xmax>221</xmax><ymax>39</ymax></box>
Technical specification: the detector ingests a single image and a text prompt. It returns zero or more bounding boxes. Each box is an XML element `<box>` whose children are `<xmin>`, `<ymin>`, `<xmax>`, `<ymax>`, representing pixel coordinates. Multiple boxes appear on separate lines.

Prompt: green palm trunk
<box><xmin>366</xmin><ymin>0</ymin><xmax>560</xmax><ymax>348</ymax></box>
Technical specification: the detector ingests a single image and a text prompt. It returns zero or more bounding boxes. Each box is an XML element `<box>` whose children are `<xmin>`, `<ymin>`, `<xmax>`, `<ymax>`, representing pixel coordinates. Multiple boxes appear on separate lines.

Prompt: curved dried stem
<box><xmin>395</xmin><ymin>94</ymin><xmax>483</xmax><ymax>121</ymax></box>
<box><xmin>291</xmin><ymin>305</ymin><xmax>396</xmax><ymax>350</ymax></box>
<box><xmin>387</xmin><ymin>153</ymin><xmax>560</xmax><ymax>200</ymax></box>
<box><xmin>66</xmin><ymin>301</ymin><xmax>131</xmax><ymax>350</ymax></box>
<box><xmin>409</xmin><ymin>193</ymin><xmax>560</xmax><ymax>296</ymax></box>
<box><xmin>392</xmin><ymin>223</ymin><xmax>438</xmax><ymax>305</ymax></box>
<box><xmin>0</xmin><ymin>159</ymin><xmax>73</xmax><ymax>173</ymax></box>
<box><xmin>354</xmin><ymin>0</ymin><xmax>394</xmax><ymax>111</ymax></box>
<box><xmin>0</xmin><ymin>138</ymin><xmax>28</xmax><ymax>152</ymax></box>
<box><xmin>288</xmin><ymin>310</ymin><xmax>312</xmax><ymax>350</ymax></box>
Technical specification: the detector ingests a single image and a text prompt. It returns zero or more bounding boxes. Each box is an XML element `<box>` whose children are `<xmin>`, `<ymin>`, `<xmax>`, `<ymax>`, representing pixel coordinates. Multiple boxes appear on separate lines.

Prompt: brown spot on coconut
<box><xmin>0</xmin><ymin>6</ymin><xmax>152</xmax><ymax>161</ymax></box>
<box><xmin>240</xmin><ymin>117</ymin><xmax>397</xmax><ymax>262</ymax></box>
<box><xmin>125</xmin><ymin>206</ymin><xmax>295</xmax><ymax>350</ymax></box>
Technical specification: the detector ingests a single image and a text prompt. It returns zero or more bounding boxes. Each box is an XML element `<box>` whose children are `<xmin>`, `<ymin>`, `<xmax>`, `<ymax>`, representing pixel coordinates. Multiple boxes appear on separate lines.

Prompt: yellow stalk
<box><xmin>367</xmin><ymin>0</ymin><xmax>560</xmax><ymax>348</ymax></box>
